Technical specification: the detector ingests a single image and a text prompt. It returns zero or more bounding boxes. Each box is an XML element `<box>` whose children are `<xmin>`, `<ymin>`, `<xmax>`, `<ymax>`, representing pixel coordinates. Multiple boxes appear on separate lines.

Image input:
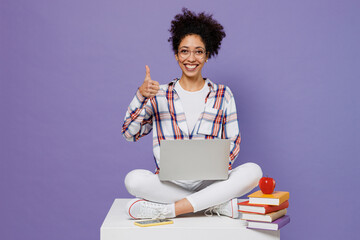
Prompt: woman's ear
<box><xmin>175</xmin><ymin>54</ymin><xmax>179</xmax><ymax>62</ymax></box>
<box><xmin>206</xmin><ymin>52</ymin><xmax>210</xmax><ymax>62</ymax></box>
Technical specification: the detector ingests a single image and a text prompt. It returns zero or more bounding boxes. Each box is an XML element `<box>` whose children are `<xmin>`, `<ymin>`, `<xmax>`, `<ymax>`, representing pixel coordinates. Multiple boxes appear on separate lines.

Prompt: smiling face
<box><xmin>175</xmin><ymin>34</ymin><xmax>208</xmax><ymax>82</ymax></box>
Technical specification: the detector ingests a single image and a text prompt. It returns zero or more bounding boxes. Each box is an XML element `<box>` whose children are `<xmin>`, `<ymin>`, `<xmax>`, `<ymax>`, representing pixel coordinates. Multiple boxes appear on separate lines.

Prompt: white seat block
<box><xmin>101</xmin><ymin>199</ymin><xmax>280</xmax><ymax>240</ymax></box>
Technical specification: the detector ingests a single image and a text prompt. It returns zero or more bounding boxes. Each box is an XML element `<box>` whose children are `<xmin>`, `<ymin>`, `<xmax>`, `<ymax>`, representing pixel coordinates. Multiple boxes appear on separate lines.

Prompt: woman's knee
<box><xmin>245</xmin><ymin>162</ymin><xmax>263</xmax><ymax>182</ymax></box>
<box><xmin>244</xmin><ymin>162</ymin><xmax>263</xmax><ymax>182</ymax></box>
<box><xmin>233</xmin><ymin>162</ymin><xmax>263</xmax><ymax>182</ymax></box>
<box><xmin>124</xmin><ymin>169</ymin><xmax>155</xmax><ymax>196</ymax></box>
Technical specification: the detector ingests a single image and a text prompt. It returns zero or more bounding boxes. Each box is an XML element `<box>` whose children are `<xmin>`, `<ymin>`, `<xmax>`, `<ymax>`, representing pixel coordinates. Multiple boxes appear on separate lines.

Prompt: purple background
<box><xmin>1</xmin><ymin>0</ymin><xmax>359</xmax><ymax>239</ymax></box>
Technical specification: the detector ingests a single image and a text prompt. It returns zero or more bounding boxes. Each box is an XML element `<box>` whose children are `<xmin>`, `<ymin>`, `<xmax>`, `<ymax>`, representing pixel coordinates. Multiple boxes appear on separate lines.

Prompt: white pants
<box><xmin>124</xmin><ymin>162</ymin><xmax>263</xmax><ymax>212</ymax></box>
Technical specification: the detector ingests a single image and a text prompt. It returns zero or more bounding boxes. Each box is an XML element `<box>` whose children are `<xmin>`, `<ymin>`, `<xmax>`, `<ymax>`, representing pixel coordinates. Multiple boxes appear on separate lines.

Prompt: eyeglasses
<box><xmin>178</xmin><ymin>48</ymin><xmax>207</xmax><ymax>60</ymax></box>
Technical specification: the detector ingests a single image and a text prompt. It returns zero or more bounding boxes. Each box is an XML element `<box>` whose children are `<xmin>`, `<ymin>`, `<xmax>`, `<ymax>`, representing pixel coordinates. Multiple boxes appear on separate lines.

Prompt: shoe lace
<box><xmin>142</xmin><ymin>202</ymin><xmax>171</xmax><ymax>219</ymax></box>
<box><xmin>204</xmin><ymin>205</ymin><xmax>222</xmax><ymax>217</ymax></box>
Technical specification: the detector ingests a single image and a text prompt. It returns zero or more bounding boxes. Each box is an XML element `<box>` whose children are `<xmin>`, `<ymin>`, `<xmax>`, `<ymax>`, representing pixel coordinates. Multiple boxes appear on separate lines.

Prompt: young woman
<box><xmin>122</xmin><ymin>8</ymin><xmax>262</xmax><ymax>219</ymax></box>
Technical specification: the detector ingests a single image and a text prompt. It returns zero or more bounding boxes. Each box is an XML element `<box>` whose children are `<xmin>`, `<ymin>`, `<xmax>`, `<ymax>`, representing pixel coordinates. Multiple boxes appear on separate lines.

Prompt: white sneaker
<box><xmin>205</xmin><ymin>198</ymin><xmax>239</xmax><ymax>218</ymax></box>
<box><xmin>126</xmin><ymin>198</ymin><xmax>175</xmax><ymax>219</ymax></box>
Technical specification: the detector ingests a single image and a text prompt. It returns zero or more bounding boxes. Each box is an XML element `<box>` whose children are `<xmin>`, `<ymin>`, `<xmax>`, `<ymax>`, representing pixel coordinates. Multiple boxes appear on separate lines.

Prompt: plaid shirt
<box><xmin>122</xmin><ymin>78</ymin><xmax>241</xmax><ymax>173</ymax></box>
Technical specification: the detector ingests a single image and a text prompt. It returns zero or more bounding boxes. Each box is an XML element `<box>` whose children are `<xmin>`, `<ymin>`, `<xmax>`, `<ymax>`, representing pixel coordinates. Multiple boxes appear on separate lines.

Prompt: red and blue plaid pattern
<box><xmin>122</xmin><ymin>79</ymin><xmax>241</xmax><ymax>172</ymax></box>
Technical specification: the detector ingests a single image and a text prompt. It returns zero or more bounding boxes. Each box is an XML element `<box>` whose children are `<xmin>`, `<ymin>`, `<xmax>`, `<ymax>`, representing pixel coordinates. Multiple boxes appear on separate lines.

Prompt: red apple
<box><xmin>259</xmin><ymin>176</ymin><xmax>276</xmax><ymax>194</ymax></box>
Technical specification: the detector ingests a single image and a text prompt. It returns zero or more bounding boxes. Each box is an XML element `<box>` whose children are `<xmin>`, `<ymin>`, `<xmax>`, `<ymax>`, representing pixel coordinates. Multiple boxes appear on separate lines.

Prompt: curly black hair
<box><xmin>168</xmin><ymin>8</ymin><xmax>226</xmax><ymax>59</ymax></box>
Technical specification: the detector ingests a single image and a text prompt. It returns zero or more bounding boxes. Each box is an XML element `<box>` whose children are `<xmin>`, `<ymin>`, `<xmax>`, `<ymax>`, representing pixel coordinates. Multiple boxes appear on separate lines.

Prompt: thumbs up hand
<box><xmin>139</xmin><ymin>65</ymin><xmax>160</xmax><ymax>98</ymax></box>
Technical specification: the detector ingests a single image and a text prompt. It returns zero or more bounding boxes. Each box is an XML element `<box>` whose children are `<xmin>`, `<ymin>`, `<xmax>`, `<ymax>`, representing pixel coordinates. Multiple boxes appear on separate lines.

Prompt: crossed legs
<box><xmin>124</xmin><ymin>162</ymin><xmax>262</xmax><ymax>216</ymax></box>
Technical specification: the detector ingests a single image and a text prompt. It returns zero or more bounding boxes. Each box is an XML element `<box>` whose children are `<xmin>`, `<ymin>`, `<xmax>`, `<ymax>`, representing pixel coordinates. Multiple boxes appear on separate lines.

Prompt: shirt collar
<box><xmin>169</xmin><ymin>78</ymin><xmax>215</xmax><ymax>91</ymax></box>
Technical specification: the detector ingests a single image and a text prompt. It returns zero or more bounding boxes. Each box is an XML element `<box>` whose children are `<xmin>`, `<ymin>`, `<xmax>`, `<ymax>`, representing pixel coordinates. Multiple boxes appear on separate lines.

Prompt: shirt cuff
<box><xmin>136</xmin><ymin>88</ymin><xmax>147</xmax><ymax>103</ymax></box>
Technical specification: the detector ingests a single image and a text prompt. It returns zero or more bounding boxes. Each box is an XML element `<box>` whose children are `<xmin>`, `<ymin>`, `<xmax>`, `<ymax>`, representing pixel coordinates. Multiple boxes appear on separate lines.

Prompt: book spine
<box><xmin>276</xmin><ymin>215</ymin><xmax>291</xmax><ymax>229</ymax></box>
<box><xmin>269</xmin><ymin>209</ymin><xmax>287</xmax><ymax>222</ymax></box>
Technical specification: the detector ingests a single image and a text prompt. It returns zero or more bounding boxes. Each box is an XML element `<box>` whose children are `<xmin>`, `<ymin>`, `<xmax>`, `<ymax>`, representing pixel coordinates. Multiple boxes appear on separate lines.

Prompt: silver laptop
<box><xmin>159</xmin><ymin>139</ymin><xmax>230</xmax><ymax>181</ymax></box>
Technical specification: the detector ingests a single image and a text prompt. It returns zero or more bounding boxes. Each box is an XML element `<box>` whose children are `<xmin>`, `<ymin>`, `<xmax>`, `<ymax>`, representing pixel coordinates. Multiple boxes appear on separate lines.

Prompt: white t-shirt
<box><xmin>173</xmin><ymin>79</ymin><xmax>210</xmax><ymax>187</ymax></box>
<box><xmin>174</xmin><ymin>80</ymin><xmax>209</xmax><ymax>134</ymax></box>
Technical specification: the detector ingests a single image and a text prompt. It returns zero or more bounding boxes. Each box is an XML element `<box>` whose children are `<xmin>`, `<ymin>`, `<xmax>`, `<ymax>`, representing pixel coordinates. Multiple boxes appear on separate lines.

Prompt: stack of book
<box><xmin>238</xmin><ymin>190</ymin><xmax>290</xmax><ymax>231</ymax></box>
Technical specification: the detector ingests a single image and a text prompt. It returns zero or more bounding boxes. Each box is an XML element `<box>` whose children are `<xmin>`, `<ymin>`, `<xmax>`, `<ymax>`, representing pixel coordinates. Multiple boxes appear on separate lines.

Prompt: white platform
<box><xmin>100</xmin><ymin>199</ymin><xmax>280</xmax><ymax>240</ymax></box>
